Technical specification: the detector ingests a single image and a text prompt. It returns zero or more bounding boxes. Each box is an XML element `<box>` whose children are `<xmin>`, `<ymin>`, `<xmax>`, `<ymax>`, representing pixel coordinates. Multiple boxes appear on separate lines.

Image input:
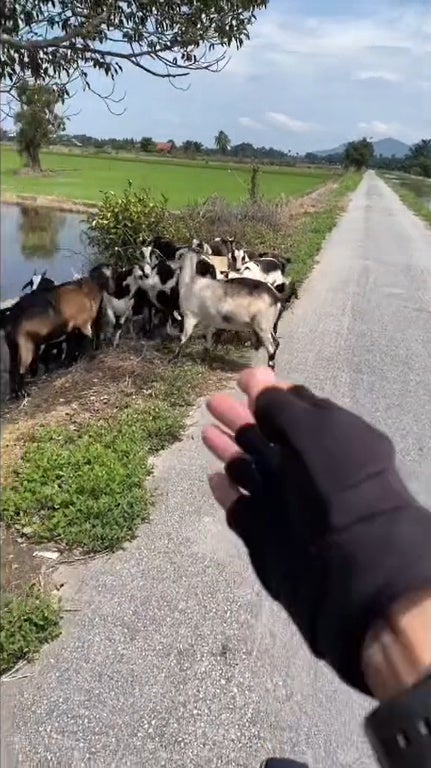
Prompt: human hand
<box><xmin>202</xmin><ymin>367</ymin><xmax>431</xmax><ymax>696</ymax></box>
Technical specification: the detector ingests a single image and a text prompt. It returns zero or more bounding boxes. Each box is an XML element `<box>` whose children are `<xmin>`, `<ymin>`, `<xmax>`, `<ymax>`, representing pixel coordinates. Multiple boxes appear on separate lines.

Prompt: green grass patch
<box><xmin>1</xmin><ymin>586</ymin><xmax>61</xmax><ymax>675</ymax></box>
<box><xmin>1</xmin><ymin>144</ymin><xmax>333</xmax><ymax>207</ymax></box>
<box><xmin>288</xmin><ymin>172</ymin><xmax>362</xmax><ymax>285</ymax></box>
<box><xmin>1</xmin><ymin>364</ymin><xmax>207</xmax><ymax>552</ymax></box>
<box><xmin>381</xmin><ymin>173</ymin><xmax>431</xmax><ymax>226</ymax></box>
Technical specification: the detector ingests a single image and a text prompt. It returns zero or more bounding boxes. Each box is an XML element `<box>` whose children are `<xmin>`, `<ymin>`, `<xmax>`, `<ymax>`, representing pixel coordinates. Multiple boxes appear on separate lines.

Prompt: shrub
<box><xmin>86</xmin><ymin>180</ymin><xmax>172</xmax><ymax>266</ymax></box>
<box><xmin>1</xmin><ymin>587</ymin><xmax>61</xmax><ymax>674</ymax></box>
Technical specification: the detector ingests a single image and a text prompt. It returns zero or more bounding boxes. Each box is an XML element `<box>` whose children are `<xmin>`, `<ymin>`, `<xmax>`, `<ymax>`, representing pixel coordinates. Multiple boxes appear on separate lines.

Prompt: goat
<box><xmin>102</xmin><ymin>265</ymin><xmax>148</xmax><ymax>346</ymax></box>
<box><xmin>140</xmin><ymin>249</ymin><xmax>182</xmax><ymax>336</ymax></box>
<box><xmin>145</xmin><ymin>236</ymin><xmax>189</xmax><ymax>262</ymax></box>
<box><xmin>173</xmin><ymin>249</ymin><xmax>282</xmax><ymax>368</ymax></box>
<box><xmin>7</xmin><ymin>267</ymin><xmax>113</xmax><ymax>398</ymax></box>
<box><xmin>191</xmin><ymin>239</ymin><xmax>236</xmax><ymax>277</ymax></box>
<box><xmin>3</xmin><ymin>273</ymin><xmax>66</xmax><ymax>376</ymax></box>
<box><xmin>21</xmin><ymin>269</ymin><xmax>56</xmax><ymax>294</ymax></box>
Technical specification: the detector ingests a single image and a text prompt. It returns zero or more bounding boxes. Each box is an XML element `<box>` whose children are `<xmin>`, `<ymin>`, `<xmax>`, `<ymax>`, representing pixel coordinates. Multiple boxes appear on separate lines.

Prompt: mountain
<box><xmin>312</xmin><ymin>137</ymin><xmax>410</xmax><ymax>158</ymax></box>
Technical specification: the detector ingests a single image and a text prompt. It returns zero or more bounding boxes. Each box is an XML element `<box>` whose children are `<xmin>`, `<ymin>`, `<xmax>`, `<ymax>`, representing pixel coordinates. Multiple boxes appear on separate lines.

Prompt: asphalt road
<box><xmin>2</xmin><ymin>172</ymin><xmax>431</xmax><ymax>768</ymax></box>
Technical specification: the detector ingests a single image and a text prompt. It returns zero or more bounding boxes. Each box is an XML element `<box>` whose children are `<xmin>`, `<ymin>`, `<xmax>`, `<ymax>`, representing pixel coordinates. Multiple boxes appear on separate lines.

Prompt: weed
<box><xmin>1</xmin><ymin>363</ymin><xmax>206</xmax><ymax>552</ymax></box>
<box><xmin>1</xmin><ymin>586</ymin><xmax>61</xmax><ymax>675</ymax></box>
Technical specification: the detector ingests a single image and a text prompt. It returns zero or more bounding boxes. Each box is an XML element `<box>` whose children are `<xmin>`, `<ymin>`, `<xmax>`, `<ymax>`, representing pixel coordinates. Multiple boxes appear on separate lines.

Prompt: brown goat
<box><xmin>8</xmin><ymin>268</ymin><xmax>113</xmax><ymax>398</ymax></box>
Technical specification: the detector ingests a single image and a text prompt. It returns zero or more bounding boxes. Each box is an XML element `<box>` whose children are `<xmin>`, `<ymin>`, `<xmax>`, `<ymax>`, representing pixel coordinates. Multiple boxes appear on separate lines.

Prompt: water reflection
<box><xmin>399</xmin><ymin>177</ymin><xmax>431</xmax><ymax>209</ymax></box>
<box><xmin>0</xmin><ymin>204</ymin><xmax>88</xmax><ymax>302</ymax></box>
<box><xmin>388</xmin><ymin>174</ymin><xmax>431</xmax><ymax>210</ymax></box>
<box><xmin>19</xmin><ymin>206</ymin><xmax>66</xmax><ymax>259</ymax></box>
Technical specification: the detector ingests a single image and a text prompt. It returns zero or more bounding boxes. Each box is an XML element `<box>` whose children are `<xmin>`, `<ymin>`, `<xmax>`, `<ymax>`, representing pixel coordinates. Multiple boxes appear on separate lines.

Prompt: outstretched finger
<box><xmin>206</xmin><ymin>392</ymin><xmax>255</xmax><ymax>435</ymax></box>
<box><xmin>238</xmin><ymin>366</ymin><xmax>292</xmax><ymax>412</ymax></box>
<box><xmin>202</xmin><ymin>424</ymin><xmax>242</xmax><ymax>464</ymax></box>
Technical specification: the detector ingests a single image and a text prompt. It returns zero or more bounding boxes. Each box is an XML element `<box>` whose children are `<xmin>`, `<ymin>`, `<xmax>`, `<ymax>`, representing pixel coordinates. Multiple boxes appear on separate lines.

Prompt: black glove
<box><xmin>224</xmin><ymin>385</ymin><xmax>431</xmax><ymax>695</ymax></box>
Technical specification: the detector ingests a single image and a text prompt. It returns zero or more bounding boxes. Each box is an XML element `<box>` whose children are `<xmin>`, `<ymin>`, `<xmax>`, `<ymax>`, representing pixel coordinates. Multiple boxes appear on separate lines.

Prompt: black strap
<box><xmin>365</xmin><ymin>673</ymin><xmax>431</xmax><ymax>767</ymax></box>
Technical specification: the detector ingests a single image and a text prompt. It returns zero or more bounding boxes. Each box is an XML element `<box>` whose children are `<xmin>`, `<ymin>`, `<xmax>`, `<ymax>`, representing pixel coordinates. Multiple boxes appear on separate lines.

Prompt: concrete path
<box><xmin>2</xmin><ymin>172</ymin><xmax>431</xmax><ymax>768</ymax></box>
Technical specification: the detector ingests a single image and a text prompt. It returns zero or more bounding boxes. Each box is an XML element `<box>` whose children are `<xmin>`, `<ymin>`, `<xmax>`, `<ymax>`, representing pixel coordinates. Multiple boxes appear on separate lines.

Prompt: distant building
<box><xmin>155</xmin><ymin>141</ymin><xmax>173</xmax><ymax>154</ymax></box>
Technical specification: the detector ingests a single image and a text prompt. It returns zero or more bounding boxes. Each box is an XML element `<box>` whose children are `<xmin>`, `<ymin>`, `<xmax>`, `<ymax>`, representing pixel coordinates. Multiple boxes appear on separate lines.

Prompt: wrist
<box><xmin>362</xmin><ymin>590</ymin><xmax>431</xmax><ymax>701</ymax></box>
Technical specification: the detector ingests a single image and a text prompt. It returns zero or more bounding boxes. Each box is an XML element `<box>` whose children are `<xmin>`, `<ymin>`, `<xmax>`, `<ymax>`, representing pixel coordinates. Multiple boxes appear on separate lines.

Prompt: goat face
<box><xmin>232</xmin><ymin>247</ymin><xmax>247</xmax><ymax>271</ymax></box>
<box><xmin>123</xmin><ymin>265</ymin><xmax>147</xmax><ymax>294</ymax></box>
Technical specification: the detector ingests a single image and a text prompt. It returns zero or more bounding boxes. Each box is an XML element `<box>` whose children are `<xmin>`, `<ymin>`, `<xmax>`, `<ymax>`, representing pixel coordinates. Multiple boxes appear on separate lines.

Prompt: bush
<box><xmin>1</xmin><ymin>587</ymin><xmax>61</xmax><ymax>674</ymax></box>
<box><xmin>86</xmin><ymin>180</ymin><xmax>172</xmax><ymax>266</ymax></box>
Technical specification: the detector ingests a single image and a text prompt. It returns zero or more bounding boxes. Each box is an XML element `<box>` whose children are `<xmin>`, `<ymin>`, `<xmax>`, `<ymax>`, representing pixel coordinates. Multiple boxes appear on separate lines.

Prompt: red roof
<box><xmin>155</xmin><ymin>142</ymin><xmax>173</xmax><ymax>153</ymax></box>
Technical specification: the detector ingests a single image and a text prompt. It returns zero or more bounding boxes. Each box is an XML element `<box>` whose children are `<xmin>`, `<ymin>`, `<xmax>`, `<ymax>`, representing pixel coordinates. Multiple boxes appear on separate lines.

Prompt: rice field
<box><xmin>0</xmin><ymin>145</ymin><xmax>334</xmax><ymax>208</ymax></box>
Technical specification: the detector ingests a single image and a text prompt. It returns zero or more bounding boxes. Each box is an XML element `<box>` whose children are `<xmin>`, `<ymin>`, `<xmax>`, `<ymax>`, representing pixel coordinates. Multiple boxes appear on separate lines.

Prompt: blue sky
<box><xmin>55</xmin><ymin>0</ymin><xmax>431</xmax><ymax>151</ymax></box>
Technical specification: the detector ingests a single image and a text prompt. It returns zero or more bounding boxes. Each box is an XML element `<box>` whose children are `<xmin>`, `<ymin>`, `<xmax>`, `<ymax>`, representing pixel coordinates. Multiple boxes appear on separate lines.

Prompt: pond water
<box><xmin>386</xmin><ymin>174</ymin><xmax>431</xmax><ymax>210</ymax></box>
<box><xmin>0</xmin><ymin>204</ymin><xmax>90</xmax><ymax>302</ymax></box>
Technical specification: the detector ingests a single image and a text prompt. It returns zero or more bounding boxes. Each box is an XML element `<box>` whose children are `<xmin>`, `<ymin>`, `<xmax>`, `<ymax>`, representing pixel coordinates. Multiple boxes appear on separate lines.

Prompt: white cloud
<box><xmin>353</xmin><ymin>70</ymin><xmax>404</xmax><ymax>83</ymax></box>
<box><xmin>226</xmin><ymin>5</ymin><xmax>431</xmax><ymax>79</ymax></box>
<box><xmin>357</xmin><ymin>120</ymin><xmax>401</xmax><ymax>136</ymax></box>
<box><xmin>265</xmin><ymin>112</ymin><xmax>317</xmax><ymax>133</ymax></box>
<box><xmin>238</xmin><ymin>116</ymin><xmax>263</xmax><ymax>130</ymax></box>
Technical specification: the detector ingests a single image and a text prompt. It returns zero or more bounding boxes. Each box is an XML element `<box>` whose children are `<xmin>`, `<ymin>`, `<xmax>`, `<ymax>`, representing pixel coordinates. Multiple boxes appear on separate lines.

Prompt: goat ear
<box><xmin>42</xmin><ymin>269</ymin><xmax>47</xmax><ymax>277</ymax></box>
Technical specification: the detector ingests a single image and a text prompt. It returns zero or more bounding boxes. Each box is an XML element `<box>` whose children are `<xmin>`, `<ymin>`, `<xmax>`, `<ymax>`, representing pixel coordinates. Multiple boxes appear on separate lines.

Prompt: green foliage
<box><xmin>1</xmin><ymin>365</ymin><xmax>203</xmax><ymax>553</ymax></box>
<box><xmin>86</xmin><ymin>181</ymin><xmax>171</xmax><ymax>265</ymax></box>
<box><xmin>407</xmin><ymin>139</ymin><xmax>431</xmax><ymax>179</ymax></box>
<box><xmin>343</xmin><ymin>138</ymin><xmax>374</xmax><ymax>171</ymax></box>
<box><xmin>14</xmin><ymin>82</ymin><xmax>65</xmax><ymax>171</ymax></box>
<box><xmin>140</xmin><ymin>136</ymin><xmax>155</xmax><ymax>153</ymax></box>
<box><xmin>1</xmin><ymin>2</ymin><xmax>267</xmax><ymax>101</ymax></box>
<box><xmin>249</xmin><ymin>163</ymin><xmax>260</xmax><ymax>201</ymax></box>
<box><xmin>1</xmin><ymin>587</ymin><xmax>61</xmax><ymax>675</ymax></box>
<box><xmin>214</xmin><ymin>130</ymin><xmax>231</xmax><ymax>155</ymax></box>
<box><xmin>181</xmin><ymin>140</ymin><xmax>204</xmax><ymax>156</ymax></box>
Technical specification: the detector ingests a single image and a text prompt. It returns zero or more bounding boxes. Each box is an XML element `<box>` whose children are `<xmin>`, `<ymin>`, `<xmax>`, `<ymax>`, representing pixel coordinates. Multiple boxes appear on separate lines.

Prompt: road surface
<box><xmin>2</xmin><ymin>172</ymin><xmax>431</xmax><ymax>768</ymax></box>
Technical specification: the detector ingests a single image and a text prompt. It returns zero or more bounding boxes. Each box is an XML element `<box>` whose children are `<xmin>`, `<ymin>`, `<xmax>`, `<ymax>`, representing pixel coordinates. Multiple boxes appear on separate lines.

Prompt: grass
<box><xmin>1</xmin><ymin>586</ymin><xmax>61</xmax><ymax>675</ymax></box>
<box><xmin>381</xmin><ymin>173</ymin><xmax>431</xmax><ymax>226</ymax></box>
<box><xmin>1</xmin><ymin>360</ymin><xmax>214</xmax><ymax>552</ymax></box>
<box><xmin>288</xmin><ymin>172</ymin><xmax>362</xmax><ymax>285</ymax></box>
<box><xmin>1</xmin><ymin>144</ymin><xmax>333</xmax><ymax>207</ymax></box>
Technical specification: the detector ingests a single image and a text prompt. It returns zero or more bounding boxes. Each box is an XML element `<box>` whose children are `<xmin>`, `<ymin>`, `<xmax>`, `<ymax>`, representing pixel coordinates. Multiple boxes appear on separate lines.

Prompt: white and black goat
<box><xmin>173</xmin><ymin>249</ymin><xmax>282</xmax><ymax>368</ymax></box>
<box><xmin>192</xmin><ymin>237</ymin><xmax>245</xmax><ymax>273</ymax></box>
<box><xmin>140</xmin><ymin>247</ymin><xmax>219</xmax><ymax>337</ymax></box>
<box><xmin>102</xmin><ymin>264</ymin><xmax>149</xmax><ymax>346</ymax></box>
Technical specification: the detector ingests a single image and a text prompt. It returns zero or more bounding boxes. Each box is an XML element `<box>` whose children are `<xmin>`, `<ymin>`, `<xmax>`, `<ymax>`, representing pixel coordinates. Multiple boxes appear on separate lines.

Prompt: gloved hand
<box><xmin>202</xmin><ymin>368</ymin><xmax>431</xmax><ymax>695</ymax></box>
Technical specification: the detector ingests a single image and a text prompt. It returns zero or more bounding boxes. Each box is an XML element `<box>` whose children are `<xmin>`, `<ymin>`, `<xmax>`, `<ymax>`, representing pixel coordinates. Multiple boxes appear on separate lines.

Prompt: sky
<box><xmin>31</xmin><ymin>0</ymin><xmax>431</xmax><ymax>152</ymax></box>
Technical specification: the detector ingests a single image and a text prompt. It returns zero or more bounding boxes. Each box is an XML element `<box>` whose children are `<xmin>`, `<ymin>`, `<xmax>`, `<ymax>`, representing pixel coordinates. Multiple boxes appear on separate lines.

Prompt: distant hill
<box><xmin>312</xmin><ymin>137</ymin><xmax>410</xmax><ymax>158</ymax></box>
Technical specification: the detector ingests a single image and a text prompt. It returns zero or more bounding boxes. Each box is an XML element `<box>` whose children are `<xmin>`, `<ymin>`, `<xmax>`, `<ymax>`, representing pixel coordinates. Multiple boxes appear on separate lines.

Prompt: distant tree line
<box><xmin>305</xmin><ymin>138</ymin><xmax>431</xmax><ymax>178</ymax></box>
<box><xmin>2</xmin><ymin>119</ymin><xmax>429</xmax><ymax>178</ymax></box>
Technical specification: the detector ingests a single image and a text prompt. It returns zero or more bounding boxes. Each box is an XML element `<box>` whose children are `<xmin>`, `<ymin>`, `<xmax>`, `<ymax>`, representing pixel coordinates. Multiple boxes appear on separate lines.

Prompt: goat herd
<box><xmin>1</xmin><ymin>235</ymin><xmax>297</xmax><ymax>400</ymax></box>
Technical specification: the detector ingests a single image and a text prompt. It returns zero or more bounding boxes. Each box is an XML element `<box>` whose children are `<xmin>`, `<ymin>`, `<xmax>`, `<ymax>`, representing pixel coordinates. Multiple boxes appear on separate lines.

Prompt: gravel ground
<box><xmin>2</xmin><ymin>171</ymin><xmax>430</xmax><ymax>768</ymax></box>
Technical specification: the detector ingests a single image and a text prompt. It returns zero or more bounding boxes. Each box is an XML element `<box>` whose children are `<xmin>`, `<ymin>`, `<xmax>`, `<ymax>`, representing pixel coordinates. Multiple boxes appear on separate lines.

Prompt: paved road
<box><xmin>2</xmin><ymin>172</ymin><xmax>431</xmax><ymax>768</ymax></box>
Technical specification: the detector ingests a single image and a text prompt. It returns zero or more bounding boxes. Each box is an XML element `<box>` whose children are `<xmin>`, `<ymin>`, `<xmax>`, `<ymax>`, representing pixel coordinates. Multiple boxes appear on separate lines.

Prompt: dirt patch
<box><xmin>0</xmin><ymin>525</ymin><xmax>45</xmax><ymax>595</ymax></box>
<box><xmin>15</xmin><ymin>168</ymin><xmax>56</xmax><ymax>177</ymax></box>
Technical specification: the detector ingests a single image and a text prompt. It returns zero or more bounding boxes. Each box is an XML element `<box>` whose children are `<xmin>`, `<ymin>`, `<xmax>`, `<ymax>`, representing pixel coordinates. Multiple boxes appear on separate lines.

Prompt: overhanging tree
<box><xmin>407</xmin><ymin>139</ymin><xmax>431</xmax><ymax>178</ymax></box>
<box><xmin>1</xmin><ymin>1</ymin><xmax>267</xmax><ymax>111</ymax></box>
<box><xmin>343</xmin><ymin>138</ymin><xmax>375</xmax><ymax>171</ymax></box>
<box><xmin>14</xmin><ymin>81</ymin><xmax>65</xmax><ymax>170</ymax></box>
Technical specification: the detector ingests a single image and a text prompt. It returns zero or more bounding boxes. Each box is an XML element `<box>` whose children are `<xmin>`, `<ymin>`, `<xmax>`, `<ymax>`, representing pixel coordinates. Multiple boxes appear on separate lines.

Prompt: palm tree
<box><xmin>214</xmin><ymin>130</ymin><xmax>231</xmax><ymax>155</ymax></box>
